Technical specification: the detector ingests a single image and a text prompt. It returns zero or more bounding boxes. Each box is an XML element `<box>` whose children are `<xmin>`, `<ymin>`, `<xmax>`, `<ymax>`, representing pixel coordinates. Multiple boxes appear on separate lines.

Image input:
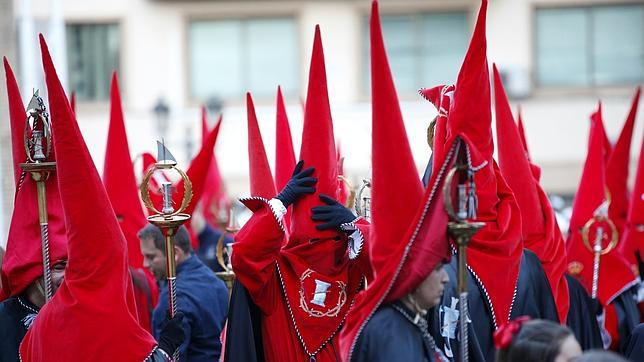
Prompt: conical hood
<box><xmin>369</xmin><ymin>0</ymin><xmax>424</xmax><ymax>277</ymax></box>
<box><xmin>247</xmin><ymin>92</ymin><xmax>276</xmax><ymax>199</ymax></box>
<box><xmin>606</xmin><ymin>87</ymin><xmax>640</xmax><ymax>236</ymax></box>
<box><xmin>275</xmin><ymin>86</ymin><xmax>296</xmax><ymax>231</ymax></box>
<box><xmin>619</xmin><ymin>135</ymin><xmax>644</xmax><ymax>272</ymax></box>
<box><xmin>291</xmin><ymin>26</ymin><xmax>339</xmax><ymax>242</ymax></box>
<box><xmin>103</xmin><ymin>72</ymin><xmax>146</xmax><ymax>268</ymax></box>
<box><xmin>339</xmin><ymin>4</ymin><xmax>453</xmax><ymax>357</ymax></box>
<box><xmin>566</xmin><ymin>104</ymin><xmax>637</xmax><ymax>305</ymax></box>
<box><xmin>200</xmin><ymin>109</ymin><xmax>229</xmax><ymax>227</ymax></box>
<box><xmin>419</xmin><ymin>84</ymin><xmax>454</xmax><ymax>176</ymax></box>
<box><xmin>444</xmin><ymin>0</ymin><xmax>523</xmax><ymax>327</ymax></box>
<box><xmin>20</xmin><ymin>35</ymin><xmax>156</xmax><ymax>361</ymax></box>
<box><xmin>174</xmin><ymin>113</ymin><xmax>221</xmax><ymax>247</ymax></box>
<box><xmin>275</xmin><ymin>86</ymin><xmax>296</xmax><ymax>191</ymax></box>
<box><xmin>1</xmin><ymin>58</ymin><xmax>67</xmax><ymax>300</ymax></box>
<box><xmin>494</xmin><ymin>65</ymin><xmax>569</xmax><ymax>323</ymax></box>
<box><xmin>516</xmin><ymin>106</ymin><xmax>531</xmax><ymax>159</ymax></box>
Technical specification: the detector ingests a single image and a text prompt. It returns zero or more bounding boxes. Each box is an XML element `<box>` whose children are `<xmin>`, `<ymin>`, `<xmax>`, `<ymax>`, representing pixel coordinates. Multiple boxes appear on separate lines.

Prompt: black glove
<box><xmin>636</xmin><ymin>250</ymin><xmax>644</xmax><ymax>278</ymax></box>
<box><xmin>276</xmin><ymin>160</ymin><xmax>316</xmax><ymax>207</ymax></box>
<box><xmin>311</xmin><ymin>194</ymin><xmax>357</xmax><ymax>231</ymax></box>
<box><xmin>158</xmin><ymin>311</ymin><xmax>186</xmax><ymax>356</ymax></box>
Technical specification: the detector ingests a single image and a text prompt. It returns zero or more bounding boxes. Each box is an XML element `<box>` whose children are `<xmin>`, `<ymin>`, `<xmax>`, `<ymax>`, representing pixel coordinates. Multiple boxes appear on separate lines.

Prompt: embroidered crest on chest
<box><xmin>298</xmin><ymin>269</ymin><xmax>347</xmax><ymax>318</ymax></box>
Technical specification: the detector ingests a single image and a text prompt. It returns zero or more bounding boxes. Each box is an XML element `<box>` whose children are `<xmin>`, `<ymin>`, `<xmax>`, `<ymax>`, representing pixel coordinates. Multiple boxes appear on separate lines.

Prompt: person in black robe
<box><xmin>610</xmin><ymin>286</ymin><xmax>641</xmax><ymax>353</ymax></box>
<box><xmin>564</xmin><ymin>274</ymin><xmax>603</xmax><ymax>350</ymax></box>
<box><xmin>625</xmin><ymin>323</ymin><xmax>644</xmax><ymax>361</ymax></box>
<box><xmin>222</xmin><ymin>279</ymin><xmax>265</xmax><ymax>362</ymax></box>
<box><xmin>428</xmin><ymin>249</ymin><xmax>559</xmax><ymax>362</ymax></box>
<box><xmin>0</xmin><ymin>294</ymin><xmax>39</xmax><ymax>362</ymax></box>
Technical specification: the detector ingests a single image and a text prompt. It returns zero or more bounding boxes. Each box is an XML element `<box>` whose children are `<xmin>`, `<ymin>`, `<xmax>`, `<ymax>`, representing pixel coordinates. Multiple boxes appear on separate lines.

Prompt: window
<box><xmin>66</xmin><ymin>23</ymin><xmax>120</xmax><ymax>101</ymax></box>
<box><xmin>363</xmin><ymin>12</ymin><xmax>469</xmax><ymax>94</ymax></box>
<box><xmin>189</xmin><ymin>18</ymin><xmax>298</xmax><ymax>100</ymax></box>
<box><xmin>536</xmin><ymin>5</ymin><xmax>644</xmax><ymax>87</ymax></box>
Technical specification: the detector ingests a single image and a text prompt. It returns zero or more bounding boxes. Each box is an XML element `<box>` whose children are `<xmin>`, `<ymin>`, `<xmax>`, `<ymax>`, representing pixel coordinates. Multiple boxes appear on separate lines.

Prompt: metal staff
<box><xmin>140</xmin><ymin>142</ymin><xmax>192</xmax><ymax>359</ymax></box>
<box><xmin>581</xmin><ymin>214</ymin><xmax>618</xmax><ymax>299</ymax></box>
<box><xmin>20</xmin><ymin>91</ymin><xmax>56</xmax><ymax>301</ymax></box>
<box><xmin>443</xmin><ymin>152</ymin><xmax>484</xmax><ymax>362</ymax></box>
<box><xmin>215</xmin><ymin>206</ymin><xmax>238</xmax><ymax>295</ymax></box>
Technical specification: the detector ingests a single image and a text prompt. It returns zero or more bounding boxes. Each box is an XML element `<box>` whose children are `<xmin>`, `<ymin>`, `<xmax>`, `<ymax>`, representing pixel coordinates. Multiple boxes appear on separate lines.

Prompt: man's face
<box><xmin>140</xmin><ymin>237</ymin><xmax>167</xmax><ymax>281</ymax></box>
<box><xmin>51</xmin><ymin>260</ymin><xmax>67</xmax><ymax>295</ymax></box>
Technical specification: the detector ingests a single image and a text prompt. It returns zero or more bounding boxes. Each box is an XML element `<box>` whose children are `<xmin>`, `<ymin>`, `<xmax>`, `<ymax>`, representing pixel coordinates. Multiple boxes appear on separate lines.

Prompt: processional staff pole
<box><xmin>581</xmin><ymin>211</ymin><xmax>619</xmax><ymax>300</ymax></box>
<box><xmin>443</xmin><ymin>144</ymin><xmax>484</xmax><ymax>362</ymax></box>
<box><xmin>20</xmin><ymin>91</ymin><xmax>57</xmax><ymax>302</ymax></box>
<box><xmin>140</xmin><ymin>141</ymin><xmax>192</xmax><ymax>360</ymax></box>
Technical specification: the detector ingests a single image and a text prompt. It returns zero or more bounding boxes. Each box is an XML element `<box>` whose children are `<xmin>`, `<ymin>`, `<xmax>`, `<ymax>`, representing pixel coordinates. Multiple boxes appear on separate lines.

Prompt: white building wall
<box><xmin>7</xmin><ymin>0</ymin><xmax>643</xmax><ymax>204</ymax></box>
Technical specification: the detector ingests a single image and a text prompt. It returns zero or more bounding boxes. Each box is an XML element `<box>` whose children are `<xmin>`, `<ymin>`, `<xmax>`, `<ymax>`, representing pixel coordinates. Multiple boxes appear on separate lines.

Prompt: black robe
<box><xmin>564</xmin><ymin>273</ymin><xmax>603</xmax><ymax>350</ymax></box>
<box><xmin>428</xmin><ymin>249</ymin><xmax>558</xmax><ymax>361</ymax></box>
<box><xmin>611</xmin><ymin>286</ymin><xmax>641</xmax><ymax>353</ymax></box>
<box><xmin>0</xmin><ymin>296</ymin><xmax>39</xmax><ymax>362</ymax></box>
<box><xmin>625</xmin><ymin>323</ymin><xmax>644</xmax><ymax>361</ymax></box>
<box><xmin>353</xmin><ymin>302</ymin><xmax>442</xmax><ymax>362</ymax></box>
<box><xmin>222</xmin><ymin>279</ymin><xmax>264</xmax><ymax>362</ymax></box>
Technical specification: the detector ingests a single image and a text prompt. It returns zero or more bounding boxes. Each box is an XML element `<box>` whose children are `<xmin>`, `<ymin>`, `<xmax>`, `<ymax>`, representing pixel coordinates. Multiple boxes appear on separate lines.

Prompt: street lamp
<box><xmin>153</xmin><ymin>97</ymin><xmax>170</xmax><ymax>140</ymax></box>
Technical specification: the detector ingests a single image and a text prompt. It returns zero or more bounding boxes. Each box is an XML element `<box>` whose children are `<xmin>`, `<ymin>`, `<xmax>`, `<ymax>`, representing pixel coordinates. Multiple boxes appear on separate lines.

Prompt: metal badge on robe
<box><xmin>299</xmin><ymin>269</ymin><xmax>347</xmax><ymax>318</ymax></box>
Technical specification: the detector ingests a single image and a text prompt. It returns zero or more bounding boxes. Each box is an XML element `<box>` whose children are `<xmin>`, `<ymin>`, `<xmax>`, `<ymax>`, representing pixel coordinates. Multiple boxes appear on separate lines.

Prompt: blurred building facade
<box><xmin>1</xmin><ymin>0</ymin><xmax>643</xmax><ymax>244</ymax></box>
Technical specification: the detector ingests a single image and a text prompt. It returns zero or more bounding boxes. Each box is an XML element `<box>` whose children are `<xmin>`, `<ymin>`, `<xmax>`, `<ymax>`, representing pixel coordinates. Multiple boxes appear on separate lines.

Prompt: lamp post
<box><xmin>153</xmin><ymin>97</ymin><xmax>170</xmax><ymax>140</ymax></box>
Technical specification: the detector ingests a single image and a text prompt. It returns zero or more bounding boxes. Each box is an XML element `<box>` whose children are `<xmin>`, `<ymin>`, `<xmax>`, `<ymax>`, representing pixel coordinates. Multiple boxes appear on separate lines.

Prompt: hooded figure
<box><xmin>0</xmin><ymin>57</ymin><xmax>68</xmax><ymax>362</ymax></box>
<box><xmin>103</xmin><ymin>72</ymin><xmax>159</xmax><ymax>333</ymax></box>
<box><xmin>19</xmin><ymin>35</ymin><xmax>181</xmax><ymax>362</ymax></box>
<box><xmin>566</xmin><ymin>104</ymin><xmax>639</xmax><ymax>352</ymax></box>
<box><xmin>420</xmin><ymin>2</ymin><xmax>558</xmax><ymax>361</ymax></box>
<box><xmin>231</xmin><ymin>27</ymin><xmax>371</xmax><ymax>361</ymax></box>
<box><xmin>339</xmin><ymin>3</ymin><xmax>452</xmax><ymax>360</ymax></box>
<box><xmin>619</xmin><ymin>134</ymin><xmax>644</xmax><ymax>277</ymax></box>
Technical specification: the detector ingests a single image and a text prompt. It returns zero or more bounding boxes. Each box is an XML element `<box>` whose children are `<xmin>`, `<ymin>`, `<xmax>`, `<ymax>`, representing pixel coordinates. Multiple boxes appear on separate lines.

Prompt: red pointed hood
<box><xmin>291</xmin><ymin>26</ymin><xmax>340</xmax><ymax>243</ymax></box>
<box><xmin>340</xmin><ymin>4</ymin><xmax>452</xmax><ymax>358</ymax></box>
<box><xmin>275</xmin><ymin>86</ymin><xmax>296</xmax><ymax>231</ymax></box>
<box><xmin>595</xmin><ymin>103</ymin><xmax>613</xmax><ymax>162</ymax></box>
<box><xmin>619</xmin><ymin>135</ymin><xmax>644</xmax><ymax>273</ymax></box>
<box><xmin>494</xmin><ymin>65</ymin><xmax>570</xmax><ymax>323</ymax></box>
<box><xmin>0</xmin><ymin>58</ymin><xmax>67</xmax><ymax>300</ymax></box>
<box><xmin>20</xmin><ymin>35</ymin><xmax>156</xmax><ymax>361</ymax></box>
<box><xmin>606</xmin><ymin>87</ymin><xmax>640</xmax><ymax>236</ymax></box>
<box><xmin>103</xmin><ymin>72</ymin><xmax>146</xmax><ymax>268</ymax></box>
<box><xmin>275</xmin><ymin>86</ymin><xmax>296</xmax><ymax>191</ymax></box>
<box><xmin>246</xmin><ymin>92</ymin><xmax>277</xmax><ymax>199</ymax></box>
<box><xmin>442</xmin><ymin>0</ymin><xmax>523</xmax><ymax>327</ymax></box>
<box><xmin>200</xmin><ymin>109</ymin><xmax>229</xmax><ymax>228</ymax></box>
<box><xmin>419</xmin><ymin>84</ymin><xmax>454</xmax><ymax>176</ymax></box>
<box><xmin>367</xmin><ymin>1</ymin><xmax>426</xmax><ymax>279</ymax></box>
<box><xmin>69</xmin><ymin>91</ymin><xmax>76</xmax><ymax>117</ymax></box>
<box><xmin>174</xmin><ymin>114</ymin><xmax>220</xmax><ymax>247</ymax></box>
<box><xmin>566</xmin><ymin>105</ymin><xmax>637</xmax><ymax>305</ymax></box>
<box><xmin>516</xmin><ymin>106</ymin><xmax>530</xmax><ymax>158</ymax></box>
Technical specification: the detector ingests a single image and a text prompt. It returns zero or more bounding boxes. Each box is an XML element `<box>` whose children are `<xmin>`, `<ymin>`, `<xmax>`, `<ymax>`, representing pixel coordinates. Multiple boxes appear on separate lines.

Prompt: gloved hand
<box><xmin>311</xmin><ymin>194</ymin><xmax>357</xmax><ymax>231</ymax></box>
<box><xmin>276</xmin><ymin>160</ymin><xmax>316</xmax><ymax>207</ymax></box>
<box><xmin>158</xmin><ymin>311</ymin><xmax>186</xmax><ymax>356</ymax></box>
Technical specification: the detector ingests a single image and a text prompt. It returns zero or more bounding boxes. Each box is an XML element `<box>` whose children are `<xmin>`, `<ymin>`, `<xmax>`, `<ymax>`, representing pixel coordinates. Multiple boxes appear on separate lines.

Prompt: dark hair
<box><xmin>496</xmin><ymin>320</ymin><xmax>574</xmax><ymax>362</ymax></box>
<box><xmin>574</xmin><ymin>350</ymin><xmax>628</xmax><ymax>362</ymax></box>
<box><xmin>137</xmin><ymin>224</ymin><xmax>192</xmax><ymax>254</ymax></box>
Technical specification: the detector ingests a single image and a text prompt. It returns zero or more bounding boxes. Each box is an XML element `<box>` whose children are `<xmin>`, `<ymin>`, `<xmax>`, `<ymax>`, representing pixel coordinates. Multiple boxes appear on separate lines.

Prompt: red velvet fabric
<box><xmin>446</xmin><ymin>0</ymin><xmax>523</xmax><ymax>327</ymax></box>
<box><xmin>247</xmin><ymin>92</ymin><xmax>277</xmax><ymax>199</ymax></box>
<box><xmin>339</xmin><ymin>3</ymin><xmax>452</xmax><ymax>358</ymax></box>
<box><xmin>494</xmin><ymin>65</ymin><xmax>570</xmax><ymax>324</ymax></box>
<box><xmin>232</xmin><ymin>199</ymin><xmax>370</xmax><ymax>361</ymax></box>
<box><xmin>566</xmin><ymin>105</ymin><xmax>637</xmax><ymax>305</ymax></box>
<box><xmin>419</xmin><ymin>84</ymin><xmax>453</xmax><ymax>177</ymax></box>
<box><xmin>103</xmin><ymin>72</ymin><xmax>147</xmax><ymax>269</ymax></box>
<box><xmin>200</xmin><ymin>109</ymin><xmax>229</xmax><ymax>228</ymax></box>
<box><xmin>619</xmin><ymin>135</ymin><xmax>644</xmax><ymax>272</ymax></box>
<box><xmin>275</xmin><ymin>86</ymin><xmax>296</xmax><ymax>232</ymax></box>
<box><xmin>0</xmin><ymin>58</ymin><xmax>68</xmax><ymax>300</ymax></box>
<box><xmin>20</xmin><ymin>35</ymin><xmax>157</xmax><ymax>361</ymax></box>
<box><xmin>291</xmin><ymin>26</ymin><xmax>340</xmax><ymax>243</ymax></box>
<box><xmin>606</xmin><ymin>88</ymin><xmax>640</xmax><ymax>237</ymax></box>
<box><xmin>516</xmin><ymin>107</ymin><xmax>531</xmax><ymax>160</ymax></box>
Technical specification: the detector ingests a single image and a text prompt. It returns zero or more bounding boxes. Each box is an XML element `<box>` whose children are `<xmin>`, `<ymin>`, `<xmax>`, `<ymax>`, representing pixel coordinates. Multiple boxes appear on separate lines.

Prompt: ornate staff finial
<box><xmin>20</xmin><ymin>90</ymin><xmax>57</xmax><ymax>302</ymax></box>
<box><xmin>140</xmin><ymin>141</ymin><xmax>192</xmax><ymax>360</ymax></box>
<box><xmin>581</xmin><ymin>201</ymin><xmax>619</xmax><ymax>299</ymax></box>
